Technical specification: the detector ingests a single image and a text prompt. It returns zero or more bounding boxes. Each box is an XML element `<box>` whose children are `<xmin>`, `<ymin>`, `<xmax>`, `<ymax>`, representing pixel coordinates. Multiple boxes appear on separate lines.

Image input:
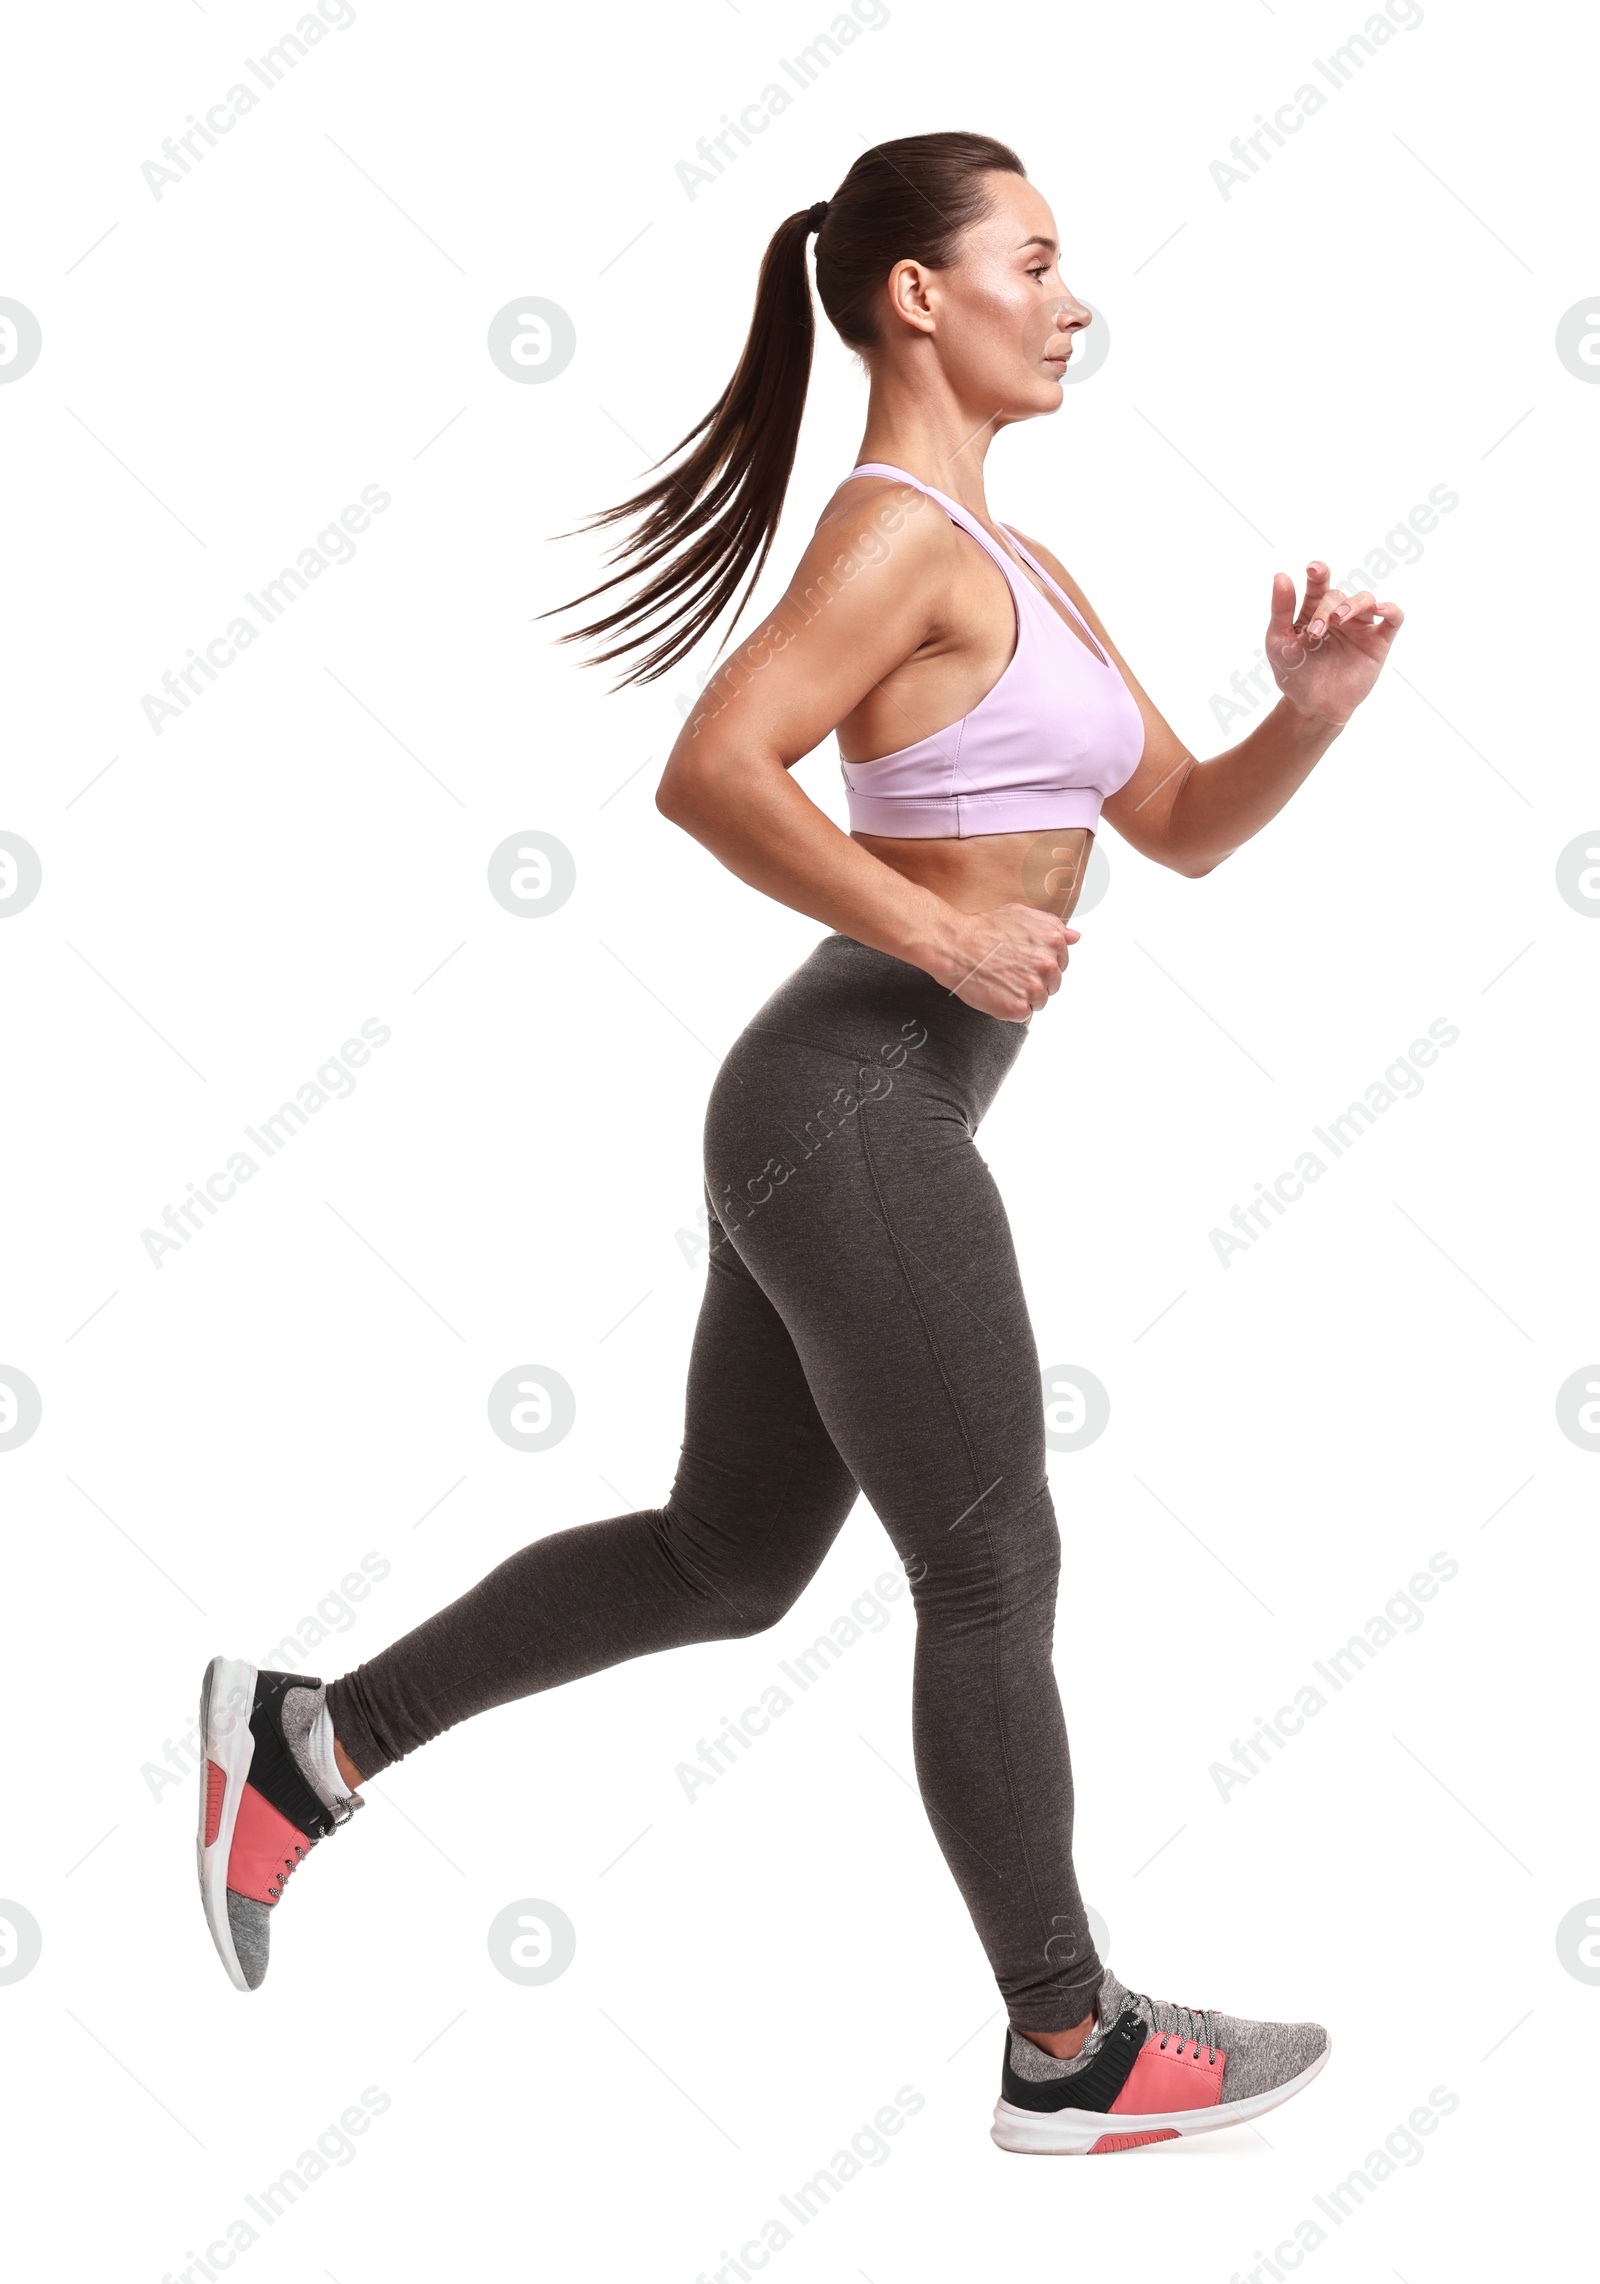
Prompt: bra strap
<box><xmin>844</xmin><ymin>462</ymin><xmax>1028</xmax><ymax>590</ymax></box>
<box><xmin>998</xmin><ymin>522</ymin><xmax>1106</xmax><ymax>659</ymax></box>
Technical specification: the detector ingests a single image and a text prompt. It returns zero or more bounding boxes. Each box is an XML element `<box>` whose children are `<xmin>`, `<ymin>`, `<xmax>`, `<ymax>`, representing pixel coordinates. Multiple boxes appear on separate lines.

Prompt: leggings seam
<box><xmin>853</xmin><ymin>1095</ymin><xmax>1055</xmax><ymax>1957</ymax></box>
<box><xmin>334</xmin><ymin>927</ymin><xmax>1082</xmax><ymax>2020</ymax></box>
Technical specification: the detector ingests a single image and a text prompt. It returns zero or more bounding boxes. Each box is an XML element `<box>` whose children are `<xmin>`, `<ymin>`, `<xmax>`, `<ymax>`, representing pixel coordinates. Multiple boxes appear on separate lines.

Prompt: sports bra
<box><xmin>837</xmin><ymin>462</ymin><xmax>1145</xmax><ymax>839</ymax></box>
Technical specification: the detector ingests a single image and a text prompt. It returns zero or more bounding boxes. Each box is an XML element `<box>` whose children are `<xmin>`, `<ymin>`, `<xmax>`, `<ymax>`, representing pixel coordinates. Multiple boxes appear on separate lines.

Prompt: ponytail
<box><xmin>546</xmin><ymin>133</ymin><xmax>1024</xmax><ymax>688</ymax></box>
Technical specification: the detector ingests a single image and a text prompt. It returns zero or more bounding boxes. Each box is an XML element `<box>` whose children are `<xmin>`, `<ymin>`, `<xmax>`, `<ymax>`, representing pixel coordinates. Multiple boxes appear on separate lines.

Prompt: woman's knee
<box><xmin>903</xmin><ymin>1485</ymin><xmax>1061</xmax><ymax>1624</ymax></box>
<box><xmin>651</xmin><ymin>1500</ymin><xmax>812</xmax><ymax>1639</ymax></box>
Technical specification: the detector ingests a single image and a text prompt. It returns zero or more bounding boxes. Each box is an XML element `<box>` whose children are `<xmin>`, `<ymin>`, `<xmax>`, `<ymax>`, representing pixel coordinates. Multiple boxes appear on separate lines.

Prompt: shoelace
<box><xmin>266</xmin><ymin>1791</ymin><xmax>363</xmax><ymax>1902</ymax></box>
<box><xmin>1126</xmin><ymin>1991</ymin><xmax>1219</xmax><ymax>2064</ymax></box>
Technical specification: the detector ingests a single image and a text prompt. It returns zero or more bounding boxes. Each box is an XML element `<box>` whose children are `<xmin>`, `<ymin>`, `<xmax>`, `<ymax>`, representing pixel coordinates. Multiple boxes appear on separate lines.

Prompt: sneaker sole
<box><xmin>991</xmin><ymin>2040</ymin><xmax>1331</xmax><ymax>2154</ymax></box>
<box><xmin>196</xmin><ymin>1656</ymin><xmax>260</xmax><ymax>1993</ymax></box>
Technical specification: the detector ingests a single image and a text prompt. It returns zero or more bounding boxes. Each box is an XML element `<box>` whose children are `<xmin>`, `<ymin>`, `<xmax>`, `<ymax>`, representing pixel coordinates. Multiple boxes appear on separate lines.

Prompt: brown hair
<box><xmin>545</xmin><ymin>131</ymin><xmax>1026</xmax><ymax>686</ymax></box>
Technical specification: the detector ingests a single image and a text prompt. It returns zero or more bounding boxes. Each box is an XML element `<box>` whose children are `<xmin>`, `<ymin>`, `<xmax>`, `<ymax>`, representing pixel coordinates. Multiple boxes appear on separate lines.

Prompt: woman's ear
<box><xmin>885</xmin><ymin>259</ymin><xmax>938</xmax><ymax>336</ymax></box>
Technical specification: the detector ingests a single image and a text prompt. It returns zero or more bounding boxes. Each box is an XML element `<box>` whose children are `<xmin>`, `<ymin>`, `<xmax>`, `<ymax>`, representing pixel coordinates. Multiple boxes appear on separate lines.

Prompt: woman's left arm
<box><xmin>1010</xmin><ymin>535</ymin><xmax>1405</xmax><ymax>878</ymax></box>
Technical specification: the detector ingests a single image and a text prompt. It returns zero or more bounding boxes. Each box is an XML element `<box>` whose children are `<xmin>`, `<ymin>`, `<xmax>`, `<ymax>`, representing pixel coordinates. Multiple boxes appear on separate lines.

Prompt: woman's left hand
<box><xmin>1267</xmin><ymin>563</ymin><xmax>1404</xmax><ymax>726</ymax></box>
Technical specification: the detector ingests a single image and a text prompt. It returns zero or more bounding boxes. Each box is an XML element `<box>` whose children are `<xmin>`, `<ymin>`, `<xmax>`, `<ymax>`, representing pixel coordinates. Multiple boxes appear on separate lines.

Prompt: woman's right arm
<box><xmin>654</xmin><ymin>481</ymin><xmax>1071</xmax><ymax>1023</ymax></box>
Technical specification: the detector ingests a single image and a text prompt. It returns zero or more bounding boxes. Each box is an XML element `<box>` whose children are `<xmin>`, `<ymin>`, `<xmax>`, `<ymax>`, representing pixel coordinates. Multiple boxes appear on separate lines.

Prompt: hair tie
<box><xmin>805</xmin><ymin>200</ymin><xmax>830</xmax><ymax>233</ymax></box>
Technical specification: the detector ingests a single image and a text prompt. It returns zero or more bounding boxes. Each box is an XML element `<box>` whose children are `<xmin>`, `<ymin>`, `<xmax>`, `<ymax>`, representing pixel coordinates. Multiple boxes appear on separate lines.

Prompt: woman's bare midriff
<box><xmin>852</xmin><ymin>825</ymin><xmax>1095</xmax><ymax>921</ymax></box>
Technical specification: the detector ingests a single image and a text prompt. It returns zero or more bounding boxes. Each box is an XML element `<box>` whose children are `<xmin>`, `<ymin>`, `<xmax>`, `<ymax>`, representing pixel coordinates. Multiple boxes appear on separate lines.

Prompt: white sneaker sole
<box><xmin>196</xmin><ymin>1656</ymin><xmax>259</xmax><ymax>1993</ymax></box>
<box><xmin>991</xmin><ymin>2040</ymin><xmax>1331</xmax><ymax>2153</ymax></box>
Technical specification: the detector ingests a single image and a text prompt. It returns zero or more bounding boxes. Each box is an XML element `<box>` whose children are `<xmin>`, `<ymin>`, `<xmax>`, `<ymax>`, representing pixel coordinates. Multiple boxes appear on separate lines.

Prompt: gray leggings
<box><xmin>327</xmin><ymin>932</ymin><xmax>1102</xmax><ymax>2031</ymax></box>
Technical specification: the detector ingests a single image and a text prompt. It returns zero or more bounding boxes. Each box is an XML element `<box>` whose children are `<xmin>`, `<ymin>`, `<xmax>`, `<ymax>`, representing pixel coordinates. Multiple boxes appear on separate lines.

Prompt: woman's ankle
<box><xmin>333</xmin><ymin>1735</ymin><xmax>366</xmax><ymax>1792</ymax></box>
<box><xmin>1016</xmin><ymin>2007</ymin><xmax>1096</xmax><ymax>2060</ymax></box>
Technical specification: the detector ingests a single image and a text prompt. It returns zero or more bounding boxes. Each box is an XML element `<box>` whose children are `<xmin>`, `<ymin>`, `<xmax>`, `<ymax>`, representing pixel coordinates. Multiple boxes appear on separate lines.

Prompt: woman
<box><xmin>196</xmin><ymin>132</ymin><xmax>1401</xmax><ymax>2155</ymax></box>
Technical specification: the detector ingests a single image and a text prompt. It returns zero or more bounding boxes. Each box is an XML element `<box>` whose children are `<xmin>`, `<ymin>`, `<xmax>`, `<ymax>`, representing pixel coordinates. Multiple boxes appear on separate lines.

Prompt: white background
<box><xmin>1</xmin><ymin>0</ymin><xmax>1594</xmax><ymax>2277</ymax></box>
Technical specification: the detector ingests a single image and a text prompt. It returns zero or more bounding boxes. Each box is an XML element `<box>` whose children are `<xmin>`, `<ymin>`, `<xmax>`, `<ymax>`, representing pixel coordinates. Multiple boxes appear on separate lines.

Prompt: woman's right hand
<box><xmin>938</xmin><ymin>903</ymin><xmax>1078</xmax><ymax>1022</ymax></box>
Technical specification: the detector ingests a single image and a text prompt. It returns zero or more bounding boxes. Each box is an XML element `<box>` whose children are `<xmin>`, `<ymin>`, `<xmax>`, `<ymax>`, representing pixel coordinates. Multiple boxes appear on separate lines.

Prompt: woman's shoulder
<box><xmin>806</xmin><ymin>472</ymin><xmax>959</xmax><ymax>577</ymax></box>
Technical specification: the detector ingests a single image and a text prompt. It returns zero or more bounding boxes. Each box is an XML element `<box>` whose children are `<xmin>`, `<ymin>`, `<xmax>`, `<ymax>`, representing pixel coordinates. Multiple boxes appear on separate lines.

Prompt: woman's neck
<box><xmin>855</xmin><ymin>371</ymin><xmax>999</xmax><ymax>517</ymax></box>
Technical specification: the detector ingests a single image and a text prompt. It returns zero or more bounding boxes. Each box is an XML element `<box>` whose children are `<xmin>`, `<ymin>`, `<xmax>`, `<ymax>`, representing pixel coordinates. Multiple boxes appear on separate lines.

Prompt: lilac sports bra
<box><xmin>838</xmin><ymin>462</ymin><xmax>1145</xmax><ymax>840</ymax></box>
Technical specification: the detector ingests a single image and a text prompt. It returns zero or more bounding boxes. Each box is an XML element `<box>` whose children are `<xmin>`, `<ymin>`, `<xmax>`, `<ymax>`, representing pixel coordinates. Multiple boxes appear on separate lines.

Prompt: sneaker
<box><xmin>196</xmin><ymin>1657</ymin><xmax>362</xmax><ymax>1991</ymax></box>
<box><xmin>992</xmin><ymin>1966</ymin><xmax>1330</xmax><ymax>2154</ymax></box>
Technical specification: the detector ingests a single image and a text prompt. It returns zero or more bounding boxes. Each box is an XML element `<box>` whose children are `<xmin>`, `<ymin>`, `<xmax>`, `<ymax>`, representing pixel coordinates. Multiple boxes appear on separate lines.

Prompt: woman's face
<box><xmin>887</xmin><ymin>171</ymin><xmax>1091</xmax><ymax>424</ymax></box>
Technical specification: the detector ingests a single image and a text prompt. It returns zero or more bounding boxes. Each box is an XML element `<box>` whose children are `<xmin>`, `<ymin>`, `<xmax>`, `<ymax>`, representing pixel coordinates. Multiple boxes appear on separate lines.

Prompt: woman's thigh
<box><xmin>704</xmin><ymin>1030</ymin><xmax>1052</xmax><ymax>1597</ymax></box>
<box><xmin>662</xmin><ymin>1183</ymin><xmax>861</xmax><ymax>1628</ymax></box>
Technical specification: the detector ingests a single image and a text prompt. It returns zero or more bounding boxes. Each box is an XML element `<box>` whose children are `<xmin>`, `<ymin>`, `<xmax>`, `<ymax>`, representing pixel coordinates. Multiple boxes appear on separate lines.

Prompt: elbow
<box><xmin>655</xmin><ymin>750</ymin><xmax>710</xmax><ymax>829</ymax></box>
<box><xmin>658</xmin><ymin>734</ymin><xmax>771</xmax><ymax>831</ymax></box>
<box><xmin>1144</xmin><ymin>843</ymin><xmax>1220</xmax><ymax>880</ymax></box>
<box><xmin>656</xmin><ymin>707</ymin><xmax>737</xmax><ymax>825</ymax></box>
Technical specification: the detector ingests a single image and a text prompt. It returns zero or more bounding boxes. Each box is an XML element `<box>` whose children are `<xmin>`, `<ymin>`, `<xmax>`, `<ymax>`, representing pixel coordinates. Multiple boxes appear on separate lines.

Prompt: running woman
<box><xmin>196</xmin><ymin>132</ymin><xmax>1402</xmax><ymax>2155</ymax></box>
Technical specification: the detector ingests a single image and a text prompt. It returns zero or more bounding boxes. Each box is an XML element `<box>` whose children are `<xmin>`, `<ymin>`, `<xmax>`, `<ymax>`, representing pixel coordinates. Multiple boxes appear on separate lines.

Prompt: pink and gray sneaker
<box><xmin>196</xmin><ymin>1657</ymin><xmax>362</xmax><ymax>1991</ymax></box>
<box><xmin>993</xmin><ymin>1967</ymin><xmax>1330</xmax><ymax>2153</ymax></box>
